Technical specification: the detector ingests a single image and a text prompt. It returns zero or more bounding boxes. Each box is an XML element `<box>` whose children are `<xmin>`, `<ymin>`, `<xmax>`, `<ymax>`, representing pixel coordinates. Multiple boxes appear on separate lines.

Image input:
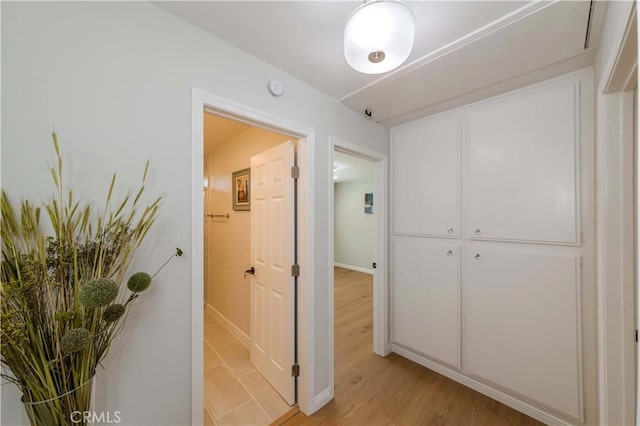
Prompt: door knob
<box><xmin>474</xmin><ymin>229</ymin><xmax>481</xmax><ymax>236</ymax></box>
<box><xmin>447</xmin><ymin>227</ymin><xmax>454</xmax><ymax>234</ymax></box>
<box><xmin>474</xmin><ymin>253</ymin><xmax>481</xmax><ymax>260</ymax></box>
<box><xmin>244</xmin><ymin>267</ymin><xmax>255</xmax><ymax>278</ymax></box>
<box><xmin>446</xmin><ymin>250</ymin><xmax>453</xmax><ymax>256</ymax></box>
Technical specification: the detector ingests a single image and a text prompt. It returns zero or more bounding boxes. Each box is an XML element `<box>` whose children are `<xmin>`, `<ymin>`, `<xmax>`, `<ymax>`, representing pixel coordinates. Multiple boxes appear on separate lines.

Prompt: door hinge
<box><xmin>291</xmin><ymin>166</ymin><xmax>300</xmax><ymax>179</ymax></box>
<box><xmin>291</xmin><ymin>264</ymin><xmax>300</xmax><ymax>277</ymax></box>
<box><xmin>635</xmin><ymin>329</ymin><xmax>638</xmax><ymax>343</ymax></box>
<box><xmin>291</xmin><ymin>364</ymin><xmax>300</xmax><ymax>377</ymax></box>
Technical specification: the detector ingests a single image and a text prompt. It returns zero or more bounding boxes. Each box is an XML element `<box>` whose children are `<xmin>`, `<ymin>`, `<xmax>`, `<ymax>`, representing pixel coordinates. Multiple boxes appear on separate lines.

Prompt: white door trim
<box><xmin>595</xmin><ymin>3</ymin><xmax>637</xmax><ymax>425</ymax></box>
<box><xmin>327</xmin><ymin>136</ymin><xmax>390</xmax><ymax>403</ymax></box>
<box><xmin>191</xmin><ymin>88</ymin><xmax>316</xmax><ymax>424</ymax></box>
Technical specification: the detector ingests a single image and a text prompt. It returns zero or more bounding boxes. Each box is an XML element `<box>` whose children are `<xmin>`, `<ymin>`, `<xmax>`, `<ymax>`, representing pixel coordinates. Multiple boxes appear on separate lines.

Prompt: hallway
<box><xmin>283</xmin><ymin>267</ymin><xmax>542</xmax><ymax>425</ymax></box>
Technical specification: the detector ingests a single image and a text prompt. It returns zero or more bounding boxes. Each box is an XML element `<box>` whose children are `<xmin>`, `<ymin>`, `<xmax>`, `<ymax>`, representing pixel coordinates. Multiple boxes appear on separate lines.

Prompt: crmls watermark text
<box><xmin>70</xmin><ymin>411</ymin><xmax>121</xmax><ymax>424</ymax></box>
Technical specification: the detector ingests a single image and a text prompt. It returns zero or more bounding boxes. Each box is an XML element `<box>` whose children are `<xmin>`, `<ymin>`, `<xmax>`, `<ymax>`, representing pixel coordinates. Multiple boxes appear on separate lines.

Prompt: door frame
<box><xmin>327</xmin><ymin>136</ymin><xmax>389</xmax><ymax>400</ymax></box>
<box><xmin>595</xmin><ymin>3</ymin><xmax>637</xmax><ymax>425</ymax></box>
<box><xmin>191</xmin><ymin>88</ymin><xmax>316</xmax><ymax>424</ymax></box>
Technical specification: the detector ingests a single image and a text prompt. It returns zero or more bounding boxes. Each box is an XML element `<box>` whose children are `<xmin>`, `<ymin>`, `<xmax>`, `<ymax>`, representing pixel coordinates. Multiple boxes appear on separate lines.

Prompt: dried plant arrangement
<box><xmin>1</xmin><ymin>133</ymin><xmax>182</xmax><ymax>425</ymax></box>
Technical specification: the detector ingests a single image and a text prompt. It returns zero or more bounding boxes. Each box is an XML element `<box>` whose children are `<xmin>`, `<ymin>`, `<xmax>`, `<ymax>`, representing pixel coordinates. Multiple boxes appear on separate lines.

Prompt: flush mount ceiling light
<box><xmin>344</xmin><ymin>0</ymin><xmax>416</xmax><ymax>74</ymax></box>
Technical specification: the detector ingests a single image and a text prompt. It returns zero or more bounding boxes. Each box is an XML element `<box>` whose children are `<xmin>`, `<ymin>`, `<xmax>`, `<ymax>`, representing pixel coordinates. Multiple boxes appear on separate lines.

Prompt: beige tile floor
<box><xmin>204</xmin><ymin>312</ymin><xmax>291</xmax><ymax>426</ymax></box>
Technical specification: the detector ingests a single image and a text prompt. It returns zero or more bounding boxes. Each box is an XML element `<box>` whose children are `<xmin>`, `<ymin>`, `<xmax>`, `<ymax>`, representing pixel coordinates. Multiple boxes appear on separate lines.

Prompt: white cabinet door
<box><xmin>392</xmin><ymin>236</ymin><xmax>459</xmax><ymax>367</ymax></box>
<box><xmin>467</xmin><ymin>80</ymin><xmax>579</xmax><ymax>244</ymax></box>
<box><xmin>392</xmin><ymin>112</ymin><xmax>460</xmax><ymax>237</ymax></box>
<box><xmin>464</xmin><ymin>249</ymin><xmax>582</xmax><ymax>419</ymax></box>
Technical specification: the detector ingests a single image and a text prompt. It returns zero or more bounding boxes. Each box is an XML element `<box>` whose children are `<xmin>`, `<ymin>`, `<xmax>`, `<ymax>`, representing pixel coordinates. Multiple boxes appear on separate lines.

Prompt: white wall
<box><xmin>0</xmin><ymin>2</ymin><xmax>389</xmax><ymax>424</ymax></box>
<box><xmin>334</xmin><ymin>175</ymin><xmax>375</xmax><ymax>272</ymax></box>
<box><xmin>206</xmin><ymin>126</ymin><xmax>289</xmax><ymax>336</ymax></box>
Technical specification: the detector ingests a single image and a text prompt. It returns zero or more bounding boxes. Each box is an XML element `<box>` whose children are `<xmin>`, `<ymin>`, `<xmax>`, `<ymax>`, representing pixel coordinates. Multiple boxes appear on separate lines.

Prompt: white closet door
<box><xmin>392</xmin><ymin>112</ymin><xmax>460</xmax><ymax>237</ymax></box>
<box><xmin>464</xmin><ymin>249</ymin><xmax>582</xmax><ymax>419</ymax></box>
<box><xmin>392</xmin><ymin>236</ymin><xmax>459</xmax><ymax>367</ymax></box>
<box><xmin>467</xmin><ymin>80</ymin><xmax>579</xmax><ymax>244</ymax></box>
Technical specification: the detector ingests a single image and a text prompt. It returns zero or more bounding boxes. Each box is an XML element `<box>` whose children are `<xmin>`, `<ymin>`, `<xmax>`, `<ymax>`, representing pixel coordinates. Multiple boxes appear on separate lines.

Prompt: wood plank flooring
<box><xmin>281</xmin><ymin>267</ymin><xmax>542</xmax><ymax>426</ymax></box>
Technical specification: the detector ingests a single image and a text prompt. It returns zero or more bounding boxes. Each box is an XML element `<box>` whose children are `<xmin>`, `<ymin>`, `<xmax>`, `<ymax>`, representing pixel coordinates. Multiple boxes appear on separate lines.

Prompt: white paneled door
<box><xmin>392</xmin><ymin>237</ymin><xmax>460</xmax><ymax>368</ymax></box>
<box><xmin>464</xmin><ymin>249</ymin><xmax>582</xmax><ymax>419</ymax></box>
<box><xmin>392</xmin><ymin>112</ymin><xmax>460</xmax><ymax>237</ymax></box>
<box><xmin>467</xmin><ymin>79</ymin><xmax>579</xmax><ymax>244</ymax></box>
<box><xmin>250</xmin><ymin>141</ymin><xmax>295</xmax><ymax>405</ymax></box>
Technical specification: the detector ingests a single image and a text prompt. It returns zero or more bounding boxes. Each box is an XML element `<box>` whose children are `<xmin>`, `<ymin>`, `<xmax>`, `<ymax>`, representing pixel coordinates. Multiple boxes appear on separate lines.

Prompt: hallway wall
<box><xmin>334</xmin><ymin>175</ymin><xmax>375</xmax><ymax>272</ymax></box>
<box><xmin>1</xmin><ymin>2</ymin><xmax>389</xmax><ymax>424</ymax></box>
<box><xmin>205</xmin><ymin>125</ymin><xmax>288</xmax><ymax>336</ymax></box>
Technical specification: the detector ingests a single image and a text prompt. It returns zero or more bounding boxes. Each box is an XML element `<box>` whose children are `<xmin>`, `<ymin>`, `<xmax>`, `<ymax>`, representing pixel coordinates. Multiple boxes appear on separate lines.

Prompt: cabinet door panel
<box><xmin>467</xmin><ymin>81</ymin><xmax>578</xmax><ymax>244</ymax></box>
<box><xmin>464</xmin><ymin>249</ymin><xmax>581</xmax><ymax>419</ymax></box>
<box><xmin>392</xmin><ymin>236</ymin><xmax>459</xmax><ymax>367</ymax></box>
<box><xmin>392</xmin><ymin>113</ymin><xmax>459</xmax><ymax>237</ymax></box>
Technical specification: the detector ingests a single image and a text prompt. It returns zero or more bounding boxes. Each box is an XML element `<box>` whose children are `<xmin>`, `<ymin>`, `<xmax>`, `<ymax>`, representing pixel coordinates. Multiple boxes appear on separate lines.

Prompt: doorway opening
<box><xmin>191</xmin><ymin>89</ymin><xmax>315</xmax><ymax>425</ymax></box>
<box><xmin>328</xmin><ymin>138</ymin><xmax>389</xmax><ymax>402</ymax></box>
<box><xmin>202</xmin><ymin>112</ymin><xmax>294</xmax><ymax>424</ymax></box>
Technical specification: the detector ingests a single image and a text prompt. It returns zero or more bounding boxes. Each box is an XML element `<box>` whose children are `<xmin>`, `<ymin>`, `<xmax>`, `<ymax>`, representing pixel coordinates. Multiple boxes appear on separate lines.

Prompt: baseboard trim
<box><xmin>333</xmin><ymin>263</ymin><xmax>373</xmax><ymax>275</ymax></box>
<box><xmin>206</xmin><ymin>304</ymin><xmax>250</xmax><ymax>348</ymax></box>
<box><xmin>391</xmin><ymin>344</ymin><xmax>573</xmax><ymax>426</ymax></box>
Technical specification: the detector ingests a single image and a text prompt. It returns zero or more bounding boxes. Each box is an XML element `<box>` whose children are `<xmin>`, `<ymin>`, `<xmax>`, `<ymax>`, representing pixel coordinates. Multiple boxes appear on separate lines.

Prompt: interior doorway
<box><xmin>328</xmin><ymin>137</ymin><xmax>389</xmax><ymax>401</ymax></box>
<box><xmin>200</xmin><ymin>111</ymin><xmax>298</xmax><ymax>425</ymax></box>
<box><xmin>191</xmin><ymin>90</ymin><xmax>314</xmax><ymax>424</ymax></box>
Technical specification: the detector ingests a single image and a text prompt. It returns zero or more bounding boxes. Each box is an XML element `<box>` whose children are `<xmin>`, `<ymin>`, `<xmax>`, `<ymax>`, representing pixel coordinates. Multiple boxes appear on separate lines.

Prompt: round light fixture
<box><xmin>344</xmin><ymin>0</ymin><xmax>415</xmax><ymax>74</ymax></box>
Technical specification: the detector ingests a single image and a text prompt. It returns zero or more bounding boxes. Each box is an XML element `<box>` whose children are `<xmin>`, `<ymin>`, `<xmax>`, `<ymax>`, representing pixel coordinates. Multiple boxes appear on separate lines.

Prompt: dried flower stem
<box><xmin>151</xmin><ymin>248</ymin><xmax>183</xmax><ymax>279</ymax></box>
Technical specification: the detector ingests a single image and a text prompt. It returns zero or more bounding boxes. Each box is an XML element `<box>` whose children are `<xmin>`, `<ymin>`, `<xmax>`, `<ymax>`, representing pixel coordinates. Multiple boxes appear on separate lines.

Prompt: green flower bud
<box><xmin>79</xmin><ymin>278</ymin><xmax>118</xmax><ymax>309</ymax></box>
<box><xmin>102</xmin><ymin>304</ymin><xmax>125</xmax><ymax>323</ymax></box>
<box><xmin>127</xmin><ymin>272</ymin><xmax>151</xmax><ymax>293</ymax></box>
<box><xmin>61</xmin><ymin>328</ymin><xmax>90</xmax><ymax>354</ymax></box>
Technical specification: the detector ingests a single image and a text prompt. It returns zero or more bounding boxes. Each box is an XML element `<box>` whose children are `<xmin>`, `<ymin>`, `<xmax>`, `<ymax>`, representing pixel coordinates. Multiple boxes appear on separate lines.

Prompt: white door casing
<box><xmin>250</xmin><ymin>140</ymin><xmax>296</xmax><ymax>405</ymax></box>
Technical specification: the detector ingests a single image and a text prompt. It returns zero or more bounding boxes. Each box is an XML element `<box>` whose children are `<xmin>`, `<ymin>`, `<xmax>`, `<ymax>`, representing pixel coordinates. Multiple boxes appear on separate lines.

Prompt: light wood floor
<box><xmin>282</xmin><ymin>267</ymin><xmax>543</xmax><ymax>426</ymax></box>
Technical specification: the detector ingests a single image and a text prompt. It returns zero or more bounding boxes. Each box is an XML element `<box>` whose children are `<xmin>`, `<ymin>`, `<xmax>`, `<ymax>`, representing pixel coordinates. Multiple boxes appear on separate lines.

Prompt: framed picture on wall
<box><xmin>232</xmin><ymin>168</ymin><xmax>250</xmax><ymax>211</ymax></box>
<box><xmin>364</xmin><ymin>192</ymin><xmax>373</xmax><ymax>214</ymax></box>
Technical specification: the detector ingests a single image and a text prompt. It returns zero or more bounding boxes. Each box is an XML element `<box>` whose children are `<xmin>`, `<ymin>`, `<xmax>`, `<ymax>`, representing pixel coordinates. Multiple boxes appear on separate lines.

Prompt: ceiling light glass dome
<box><xmin>344</xmin><ymin>0</ymin><xmax>416</xmax><ymax>74</ymax></box>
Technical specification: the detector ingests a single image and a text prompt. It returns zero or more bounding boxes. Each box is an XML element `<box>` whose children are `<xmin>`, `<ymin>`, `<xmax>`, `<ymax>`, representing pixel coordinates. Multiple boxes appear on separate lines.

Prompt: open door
<box><xmin>249</xmin><ymin>140</ymin><xmax>296</xmax><ymax>405</ymax></box>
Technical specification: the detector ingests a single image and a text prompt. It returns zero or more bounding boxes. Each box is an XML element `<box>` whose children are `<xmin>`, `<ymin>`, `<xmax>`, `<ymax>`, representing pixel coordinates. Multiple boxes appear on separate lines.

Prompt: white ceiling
<box><xmin>156</xmin><ymin>1</ymin><xmax>607</xmax><ymax>126</ymax></box>
<box><xmin>334</xmin><ymin>151</ymin><xmax>373</xmax><ymax>183</ymax></box>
